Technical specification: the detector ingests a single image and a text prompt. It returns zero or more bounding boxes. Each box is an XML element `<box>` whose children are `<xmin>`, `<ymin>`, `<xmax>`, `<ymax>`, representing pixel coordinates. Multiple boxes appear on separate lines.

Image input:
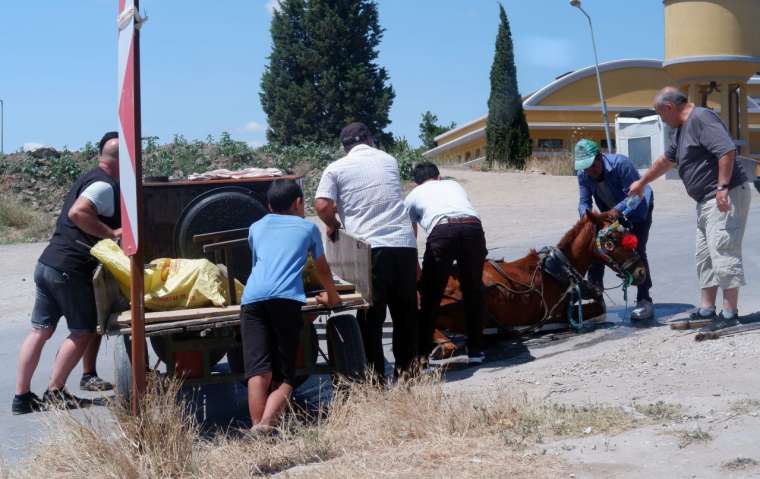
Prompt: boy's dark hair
<box><xmin>413</xmin><ymin>161</ymin><xmax>440</xmax><ymax>185</ymax></box>
<box><xmin>267</xmin><ymin>179</ymin><xmax>304</xmax><ymax>213</ymax></box>
<box><xmin>98</xmin><ymin>131</ymin><xmax>119</xmax><ymax>154</ymax></box>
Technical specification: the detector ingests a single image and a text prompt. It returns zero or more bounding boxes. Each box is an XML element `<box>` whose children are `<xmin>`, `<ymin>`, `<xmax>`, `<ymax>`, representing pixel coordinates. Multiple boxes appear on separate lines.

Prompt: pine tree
<box><xmin>260</xmin><ymin>0</ymin><xmax>395</xmax><ymax>146</ymax></box>
<box><xmin>418</xmin><ymin>111</ymin><xmax>456</xmax><ymax>151</ymax></box>
<box><xmin>485</xmin><ymin>4</ymin><xmax>531</xmax><ymax>168</ymax></box>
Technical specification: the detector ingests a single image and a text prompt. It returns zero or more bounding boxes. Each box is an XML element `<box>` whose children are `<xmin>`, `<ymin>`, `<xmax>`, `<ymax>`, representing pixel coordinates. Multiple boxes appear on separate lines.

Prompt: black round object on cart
<box><xmin>174</xmin><ymin>186</ymin><xmax>267</xmax><ymax>281</ymax></box>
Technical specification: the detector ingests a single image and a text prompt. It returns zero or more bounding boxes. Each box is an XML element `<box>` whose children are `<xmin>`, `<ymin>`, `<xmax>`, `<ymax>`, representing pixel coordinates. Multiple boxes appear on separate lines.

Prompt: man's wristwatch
<box><xmin>717</xmin><ymin>184</ymin><xmax>729</xmax><ymax>192</ymax></box>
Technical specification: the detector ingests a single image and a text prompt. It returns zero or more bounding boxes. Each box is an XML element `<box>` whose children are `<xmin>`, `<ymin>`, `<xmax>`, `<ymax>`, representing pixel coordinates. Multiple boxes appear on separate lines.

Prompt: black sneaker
<box><xmin>11</xmin><ymin>392</ymin><xmax>44</xmax><ymax>415</ymax></box>
<box><xmin>699</xmin><ymin>312</ymin><xmax>740</xmax><ymax>333</ymax></box>
<box><xmin>80</xmin><ymin>374</ymin><xmax>114</xmax><ymax>392</ymax></box>
<box><xmin>43</xmin><ymin>387</ymin><xmax>88</xmax><ymax>410</ymax></box>
<box><xmin>689</xmin><ymin>309</ymin><xmax>717</xmax><ymax>322</ymax></box>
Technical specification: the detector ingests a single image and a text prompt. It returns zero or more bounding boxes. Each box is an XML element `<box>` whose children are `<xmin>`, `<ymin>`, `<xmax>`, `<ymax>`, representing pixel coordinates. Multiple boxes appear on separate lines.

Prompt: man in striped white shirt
<box><xmin>315</xmin><ymin>122</ymin><xmax>419</xmax><ymax>380</ymax></box>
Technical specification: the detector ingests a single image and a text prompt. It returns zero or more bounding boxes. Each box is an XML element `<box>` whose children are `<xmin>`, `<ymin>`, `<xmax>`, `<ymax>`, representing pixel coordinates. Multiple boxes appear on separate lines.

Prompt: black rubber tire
<box><xmin>226</xmin><ymin>323</ymin><xmax>316</xmax><ymax>389</ymax></box>
<box><xmin>149</xmin><ymin>335</ymin><xmax>227</xmax><ymax>369</ymax></box>
<box><xmin>173</xmin><ymin>186</ymin><xmax>267</xmax><ymax>283</ymax></box>
<box><xmin>113</xmin><ymin>335</ymin><xmax>133</xmax><ymax>406</ymax></box>
<box><xmin>326</xmin><ymin>314</ymin><xmax>367</xmax><ymax>381</ymax></box>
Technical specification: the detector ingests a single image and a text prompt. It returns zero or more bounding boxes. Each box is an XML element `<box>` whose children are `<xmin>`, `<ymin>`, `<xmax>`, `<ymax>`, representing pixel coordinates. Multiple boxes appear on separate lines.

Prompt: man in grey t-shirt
<box><xmin>630</xmin><ymin>87</ymin><xmax>751</xmax><ymax>331</ymax></box>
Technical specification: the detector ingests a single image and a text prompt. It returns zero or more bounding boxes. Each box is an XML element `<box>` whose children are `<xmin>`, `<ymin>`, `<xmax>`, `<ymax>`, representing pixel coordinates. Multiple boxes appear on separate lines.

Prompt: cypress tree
<box><xmin>260</xmin><ymin>0</ymin><xmax>395</xmax><ymax>146</ymax></box>
<box><xmin>485</xmin><ymin>4</ymin><xmax>531</xmax><ymax>168</ymax></box>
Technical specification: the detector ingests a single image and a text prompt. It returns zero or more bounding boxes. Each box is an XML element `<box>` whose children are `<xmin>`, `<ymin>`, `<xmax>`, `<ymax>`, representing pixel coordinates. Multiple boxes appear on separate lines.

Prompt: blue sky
<box><xmin>0</xmin><ymin>1</ymin><xmax>664</xmax><ymax>152</ymax></box>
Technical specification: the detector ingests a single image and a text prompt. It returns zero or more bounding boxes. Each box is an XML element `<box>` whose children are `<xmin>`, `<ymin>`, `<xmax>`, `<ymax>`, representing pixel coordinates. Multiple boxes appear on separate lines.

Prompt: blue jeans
<box><xmin>31</xmin><ymin>262</ymin><xmax>97</xmax><ymax>333</ymax></box>
<box><xmin>588</xmin><ymin>204</ymin><xmax>653</xmax><ymax>303</ymax></box>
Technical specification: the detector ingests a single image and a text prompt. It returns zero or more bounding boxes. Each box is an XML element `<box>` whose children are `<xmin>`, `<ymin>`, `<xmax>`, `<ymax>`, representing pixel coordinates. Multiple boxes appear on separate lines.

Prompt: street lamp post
<box><xmin>570</xmin><ymin>0</ymin><xmax>613</xmax><ymax>152</ymax></box>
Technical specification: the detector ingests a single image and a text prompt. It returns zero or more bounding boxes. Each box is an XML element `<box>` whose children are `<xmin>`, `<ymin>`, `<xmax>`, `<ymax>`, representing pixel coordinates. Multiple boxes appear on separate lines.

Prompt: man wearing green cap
<box><xmin>575</xmin><ymin>138</ymin><xmax>655</xmax><ymax>320</ymax></box>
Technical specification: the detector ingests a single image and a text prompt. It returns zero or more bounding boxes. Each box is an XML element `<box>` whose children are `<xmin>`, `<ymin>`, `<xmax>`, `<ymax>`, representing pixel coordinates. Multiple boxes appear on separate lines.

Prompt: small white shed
<box><xmin>614</xmin><ymin>109</ymin><xmax>672</xmax><ymax>171</ymax></box>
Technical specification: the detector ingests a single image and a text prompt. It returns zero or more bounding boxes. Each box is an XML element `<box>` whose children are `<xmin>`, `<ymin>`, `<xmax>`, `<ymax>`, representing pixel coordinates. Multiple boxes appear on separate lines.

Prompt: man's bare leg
<box><xmin>82</xmin><ymin>334</ymin><xmax>102</xmax><ymax>375</ymax></box>
<box><xmin>722</xmin><ymin>287</ymin><xmax>739</xmax><ymax>313</ymax></box>
<box><xmin>48</xmin><ymin>332</ymin><xmax>93</xmax><ymax>390</ymax></box>
<box><xmin>15</xmin><ymin>328</ymin><xmax>54</xmax><ymax>395</ymax></box>
<box><xmin>700</xmin><ymin>286</ymin><xmax>718</xmax><ymax>310</ymax></box>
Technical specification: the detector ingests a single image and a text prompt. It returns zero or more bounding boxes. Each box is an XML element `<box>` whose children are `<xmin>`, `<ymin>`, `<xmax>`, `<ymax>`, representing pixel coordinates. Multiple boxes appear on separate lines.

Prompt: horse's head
<box><xmin>586</xmin><ymin>211</ymin><xmax>647</xmax><ymax>286</ymax></box>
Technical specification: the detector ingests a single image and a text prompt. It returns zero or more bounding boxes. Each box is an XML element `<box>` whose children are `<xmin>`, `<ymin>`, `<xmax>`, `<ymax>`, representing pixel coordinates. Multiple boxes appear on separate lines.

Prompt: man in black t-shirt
<box><xmin>12</xmin><ymin>132</ymin><xmax>122</xmax><ymax>414</ymax></box>
<box><xmin>630</xmin><ymin>87</ymin><xmax>751</xmax><ymax>332</ymax></box>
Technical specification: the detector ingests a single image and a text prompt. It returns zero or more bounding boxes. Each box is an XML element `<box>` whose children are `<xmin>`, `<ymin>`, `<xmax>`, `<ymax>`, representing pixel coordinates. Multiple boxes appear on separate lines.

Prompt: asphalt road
<box><xmin>1</xmin><ymin>183</ymin><xmax>758</xmax><ymax>465</ymax></box>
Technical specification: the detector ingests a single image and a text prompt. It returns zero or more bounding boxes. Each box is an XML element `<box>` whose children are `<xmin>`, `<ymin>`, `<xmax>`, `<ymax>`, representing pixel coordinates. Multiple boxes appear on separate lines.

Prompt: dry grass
<box><xmin>633</xmin><ymin>401</ymin><xmax>685</xmax><ymax>422</ymax></box>
<box><xmin>523</xmin><ymin>151</ymin><xmax>575</xmax><ymax>177</ymax></box>
<box><xmin>11</xmin><ymin>373</ymin><xmax>640</xmax><ymax>478</ymax></box>
<box><xmin>671</xmin><ymin>427</ymin><xmax>713</xmax><ymax>449</ymax></box>
<box><xmin>0</xmin><ymin>195</ymin><xmax>51</xmax><ymax>244</ymax></box>
<box><xmin>722</xmin><ymin>457</ymin><xmax>759</xmax><ymax>471</ymax></box>
<box><xmin>729</xmin><ymin>398</ymin><xmax>760</xmax><ymax>416</ymax></box>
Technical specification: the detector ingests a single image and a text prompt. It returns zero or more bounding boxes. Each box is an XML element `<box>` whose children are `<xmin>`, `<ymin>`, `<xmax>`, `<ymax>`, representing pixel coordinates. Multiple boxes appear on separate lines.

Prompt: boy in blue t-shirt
<box><xmin>240</xmin><ymin>179</ymin><xmax>341</xmax><ymax>430</ymax></box>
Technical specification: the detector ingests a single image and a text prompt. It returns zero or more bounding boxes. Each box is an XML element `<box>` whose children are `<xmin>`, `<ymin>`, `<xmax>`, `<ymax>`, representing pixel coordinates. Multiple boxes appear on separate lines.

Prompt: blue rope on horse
<box><xmin>568</xmin><ymin>281</ymin><xmax>584</xmax><ymax>331</ymax></box>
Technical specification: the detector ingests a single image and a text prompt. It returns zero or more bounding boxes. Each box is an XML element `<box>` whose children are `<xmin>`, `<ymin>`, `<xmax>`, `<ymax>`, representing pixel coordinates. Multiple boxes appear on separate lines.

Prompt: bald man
<box><xmin>630</xmin><ymin>87</ymin><xmax>750</xmax><ymax>332</ymax></box>
<box><xmin>12</xmin><ymin>132</ymin><xmax>122</xmax><ymax>414</ymax></box>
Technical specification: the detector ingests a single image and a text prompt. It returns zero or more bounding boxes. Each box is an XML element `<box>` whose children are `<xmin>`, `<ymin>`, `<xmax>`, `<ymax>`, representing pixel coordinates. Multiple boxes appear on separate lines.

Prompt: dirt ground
<box><xmin>1</xmin><ymin>167</ymin><xmax>759</xmax><ymax>478</ymax></box>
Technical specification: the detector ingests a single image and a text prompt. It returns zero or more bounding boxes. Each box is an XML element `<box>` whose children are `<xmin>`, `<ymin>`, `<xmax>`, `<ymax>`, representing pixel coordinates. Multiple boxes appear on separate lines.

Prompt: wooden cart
<box><xmin>94</xmin><ymin>229</ymin><xmax>372</xmax><ymax>402</ymax></box>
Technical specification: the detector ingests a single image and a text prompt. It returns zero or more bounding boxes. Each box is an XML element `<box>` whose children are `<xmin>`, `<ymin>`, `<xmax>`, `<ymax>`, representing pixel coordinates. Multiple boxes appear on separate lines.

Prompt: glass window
<box><xmin>475</xmin><ymin>148</ymin><xmax>481</xmax><ymax>158</ymax></box>
<box><xmin>627</xmin><ymin>137</ymin><xmax>652</xmax><ymax>169</ymax></box>
<box><xmin>465</xmin><ymin>151</ymin><xmax>472</xmax><ymax>162</ymax></box>
<box><xmin>537</xmin><ymin>139</ymin><xmax>563</xmax><ymax>149</ymax></box>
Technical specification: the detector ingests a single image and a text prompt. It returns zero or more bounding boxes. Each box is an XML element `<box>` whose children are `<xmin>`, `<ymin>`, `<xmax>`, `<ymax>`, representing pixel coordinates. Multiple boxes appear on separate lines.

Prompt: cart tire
<box><xmin>113</xmin><ymin>335</ymin><xmax>133</xmax><ymax>406</ymax></box>
<box><xmin>149</xmin><ymin>336</ymin><xmax>227</xmax><ymax>369</ymax></box>
<box><xmin>326</xmin><ymin>314</ymin><xmax>367</xmax><ymax>381</ymax></box>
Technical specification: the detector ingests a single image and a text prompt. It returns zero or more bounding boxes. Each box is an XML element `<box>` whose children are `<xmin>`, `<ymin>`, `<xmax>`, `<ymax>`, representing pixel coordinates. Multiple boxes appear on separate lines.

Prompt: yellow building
<box><xmin>424</xmin><ymin>0</ymin><xmax>760</xmax><ymax>168</ymax></box>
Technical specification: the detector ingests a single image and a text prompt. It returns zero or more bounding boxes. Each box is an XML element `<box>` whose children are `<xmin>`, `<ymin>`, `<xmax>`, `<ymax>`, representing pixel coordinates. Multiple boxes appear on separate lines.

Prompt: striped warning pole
<box><xmin>117</xmin><ymin>0</ymin><xmax>146</xmax><ymax>415</ymax></box>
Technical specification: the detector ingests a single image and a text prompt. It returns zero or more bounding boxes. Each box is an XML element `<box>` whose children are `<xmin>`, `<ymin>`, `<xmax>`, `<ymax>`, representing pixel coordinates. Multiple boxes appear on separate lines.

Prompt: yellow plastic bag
<box><xmin>91</xmin><ymin>239</ymin><xmax>243</xmax><ymax>311</ymax></box>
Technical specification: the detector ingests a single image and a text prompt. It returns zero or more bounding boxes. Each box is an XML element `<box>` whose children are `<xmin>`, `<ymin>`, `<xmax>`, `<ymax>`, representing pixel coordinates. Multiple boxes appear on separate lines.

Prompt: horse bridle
<box><xmin>594</xmin><ymin>219</ymin><xmax>640</xmax><ymax>283</ymax></box>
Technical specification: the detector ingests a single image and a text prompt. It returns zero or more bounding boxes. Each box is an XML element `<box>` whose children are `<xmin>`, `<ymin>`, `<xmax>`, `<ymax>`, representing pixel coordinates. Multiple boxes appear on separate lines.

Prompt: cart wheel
<box><xmin>113</xmin><ymin>335</ymin><xmax>133</xmax><ymax>406</ymax></box>
<box><xmin>149</xmin><ymin>336</ymin><xmax>227</xmax><ymax>369</ymax></box>
<box><xmin>326</xmin><ymin>314</ymin><xmax>367</xmax><ymax>381</ymax></box>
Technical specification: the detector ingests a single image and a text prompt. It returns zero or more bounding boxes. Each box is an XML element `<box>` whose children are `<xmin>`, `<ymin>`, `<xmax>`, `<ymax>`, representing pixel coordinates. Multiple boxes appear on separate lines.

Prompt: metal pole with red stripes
<box><xmin>117</xmin><ymin>0</ymin><xmax>146</xmax><ymax>415</ymax></box>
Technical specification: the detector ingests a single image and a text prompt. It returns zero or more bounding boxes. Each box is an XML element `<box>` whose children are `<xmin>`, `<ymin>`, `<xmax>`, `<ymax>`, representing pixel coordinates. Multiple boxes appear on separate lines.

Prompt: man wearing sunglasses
<box><xmin>575</xmin><ymin>138</ymin><xmax>655</xmax><ymax>320</ymax></box>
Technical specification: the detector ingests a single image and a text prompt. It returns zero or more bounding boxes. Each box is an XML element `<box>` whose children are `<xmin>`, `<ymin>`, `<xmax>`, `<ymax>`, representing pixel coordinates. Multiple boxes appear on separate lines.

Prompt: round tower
<box><xmin>664</xmin><ymin>0</ymin><xmax>760</xmax><ymax>153</ymax></box>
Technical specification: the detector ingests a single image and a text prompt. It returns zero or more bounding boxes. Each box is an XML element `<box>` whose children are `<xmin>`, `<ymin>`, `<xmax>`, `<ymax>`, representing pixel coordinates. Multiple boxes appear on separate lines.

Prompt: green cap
<box><xmin>574</xmin><ymin>139</ymin><xmax>599</xmax><ymax>170</ymax></box>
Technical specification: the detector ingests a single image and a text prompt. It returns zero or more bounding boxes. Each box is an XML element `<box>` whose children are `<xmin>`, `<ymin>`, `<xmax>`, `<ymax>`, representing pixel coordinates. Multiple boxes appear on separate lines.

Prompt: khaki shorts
<box><xmin>695</xmin><ymin>183</ymin><xmax>752</xmax><ymax>290</ymax></box>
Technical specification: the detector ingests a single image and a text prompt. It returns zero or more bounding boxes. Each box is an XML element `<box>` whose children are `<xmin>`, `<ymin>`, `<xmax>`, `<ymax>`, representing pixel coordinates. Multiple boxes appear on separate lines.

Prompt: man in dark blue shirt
<box><xmin>575</xmin><ymin>139</ymin><xmax>655</xmax><ymax>320</ymax></box>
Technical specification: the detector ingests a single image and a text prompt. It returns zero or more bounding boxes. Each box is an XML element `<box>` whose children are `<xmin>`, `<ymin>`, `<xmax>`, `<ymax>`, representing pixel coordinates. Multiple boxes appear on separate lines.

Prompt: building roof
<box><xmin>434</xmin><ymin>59</ymin><xmax>664</xmax><ymax>144</ymax></box>
<box><xmin>522</xmin><ymin>59</ymin><xmax>664</xmax><ymax>107</ymax></box>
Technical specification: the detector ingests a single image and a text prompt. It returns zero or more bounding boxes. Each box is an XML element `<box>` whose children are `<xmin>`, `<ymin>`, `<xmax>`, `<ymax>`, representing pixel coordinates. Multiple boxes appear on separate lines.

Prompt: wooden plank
<box><xmin>114</xmin><ymin>293</ymin><xmax>365</xmax><ymax>326</ymax></box>
<box><xmin>324</xmin><ymin>230</ymin><xmax>373</xmax><ymax>305</ymax></box>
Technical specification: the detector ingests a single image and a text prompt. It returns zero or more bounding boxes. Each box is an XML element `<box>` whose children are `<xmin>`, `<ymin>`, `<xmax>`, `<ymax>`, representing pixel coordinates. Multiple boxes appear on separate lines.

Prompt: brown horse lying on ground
<box><xmin>431</xmin><ymin>211</ymin><xmax>646</xmax><ymax>353</ymax></box>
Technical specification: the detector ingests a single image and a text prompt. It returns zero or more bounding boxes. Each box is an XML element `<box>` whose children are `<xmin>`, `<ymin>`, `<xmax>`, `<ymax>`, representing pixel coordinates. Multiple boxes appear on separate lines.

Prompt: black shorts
<box><xmin>240</xmin><ymin>299</ymin><xmax>303</xmax><ymax>385</ymax></box>
<box><xmin>31</xmin><ymin>261</ymin><xmax>97</xmax><ymax>333</ymax></box>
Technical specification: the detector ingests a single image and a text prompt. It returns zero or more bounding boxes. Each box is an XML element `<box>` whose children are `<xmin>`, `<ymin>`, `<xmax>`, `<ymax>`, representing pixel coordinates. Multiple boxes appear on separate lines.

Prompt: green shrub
<box><xmin>49</xmin><ymin>150</ymin><xmax>83</xmax><ymax>184</ymax></box>
<box><xmin>387</xmin><ymin>137</ymin><xmax>423</xmax><ymax>181</ymax></box>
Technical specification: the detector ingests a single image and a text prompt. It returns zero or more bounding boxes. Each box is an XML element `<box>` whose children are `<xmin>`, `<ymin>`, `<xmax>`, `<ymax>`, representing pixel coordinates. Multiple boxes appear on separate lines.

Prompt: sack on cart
<box><xmin>90</xmin><ymin>239</ymin><xmax>243</xmax><ymax>311</ymax></box>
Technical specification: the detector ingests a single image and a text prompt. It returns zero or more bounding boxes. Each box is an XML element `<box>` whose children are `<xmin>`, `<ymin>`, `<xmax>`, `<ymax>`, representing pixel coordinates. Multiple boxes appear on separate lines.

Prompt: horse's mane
<box><xmin>557</xmin><ymin>216</ymin><xmax>591</xmax><ymax>251</ymax></box>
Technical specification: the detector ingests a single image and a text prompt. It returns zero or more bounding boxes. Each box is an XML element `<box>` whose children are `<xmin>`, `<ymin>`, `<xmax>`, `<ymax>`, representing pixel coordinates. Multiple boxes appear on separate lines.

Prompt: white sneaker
<box><xmin>630</xmin><ymin>300</ymin><xmax>654</xmax><ymax>320</ymax></box>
